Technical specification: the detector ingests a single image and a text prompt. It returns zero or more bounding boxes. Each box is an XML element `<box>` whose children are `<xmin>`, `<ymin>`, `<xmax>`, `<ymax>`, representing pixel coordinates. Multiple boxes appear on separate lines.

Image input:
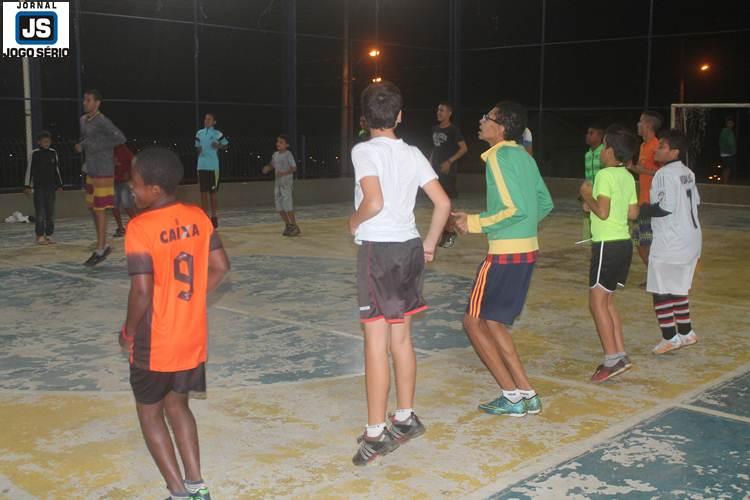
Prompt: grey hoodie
<box><xmin>79</xmin><ymin>112</ymin><xmax>126</xmax><ymax>176</ymax></box>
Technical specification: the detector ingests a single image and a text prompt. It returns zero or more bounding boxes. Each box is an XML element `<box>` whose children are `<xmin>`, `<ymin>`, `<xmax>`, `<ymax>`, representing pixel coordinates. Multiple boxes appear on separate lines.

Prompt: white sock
<box><xmin>502</xmin><ymin>389</ymin><xmax>522</xmax><ymax>404</ymax></box>
<box><xmin>518</xmin><ymin>389</ymin><xmax>536</xmax><ymax>400</ymax></box>
<box><xmin>678</xmin><ymin>330</ymin><xmax>694</xmax><ymax>338</ymax></box>
<box><xmin>393</xmin><ymin>408</ymin><xmax>413</xmax><ymax>422</ymax></box>
<box><xmin>95</xmin><ymin>245</ymin><xmax>109</xmax><ymax>257</ymax></box>
<box><xmin>184</xmin><ymin>480</ymin><xmax>206</xmax><ymax>493</ymax></box>
<box><xmin>366</xmin><ymin>422</ymin><xmax>386</xmax><ymax>438</ymax></box>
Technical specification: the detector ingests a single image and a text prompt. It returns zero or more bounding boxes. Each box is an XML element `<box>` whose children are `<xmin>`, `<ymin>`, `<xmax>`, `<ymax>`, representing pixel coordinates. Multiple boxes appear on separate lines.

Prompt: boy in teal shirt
<box><xmin>579</xmin><ymin>125</ymin><xmax>639</xmax><ymax>383</ymax></box>
<box><xmin>195</xmin><ymin>112</ymin><xmax>229</xmax><ymax>228</ymax></box>
<box><xmin>453</xmin><ymin>101</ymin><xmax>553</xmax><ymax>417</ymax></box>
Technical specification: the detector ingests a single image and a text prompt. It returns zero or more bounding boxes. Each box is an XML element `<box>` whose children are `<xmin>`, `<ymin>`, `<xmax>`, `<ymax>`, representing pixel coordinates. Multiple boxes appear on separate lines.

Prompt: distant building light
<box><xmin>372</xmin><ymin>76</ymin><xmax>383</xmax><ymax>83</ymax></box>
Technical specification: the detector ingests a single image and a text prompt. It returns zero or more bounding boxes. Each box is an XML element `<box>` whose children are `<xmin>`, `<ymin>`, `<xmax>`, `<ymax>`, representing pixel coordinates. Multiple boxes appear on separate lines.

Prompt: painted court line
<box><xmin>468</xmin><ymin>360</ymin><xmax>750</xmax><ymax>499</ymax></box>
<box><xmin>213</xmin><ymin>304</ymin><xmax>435</xmax><ymax>356</ymax></box>
<box><xmin>677</xmin><ymin>403</ymin><xmax>750</xmax><ymax>425</ymax></box>
<box><xmin>30</xmin><ymin>264</ymin><xmax>130</xmax><ymax>290</ymax></box>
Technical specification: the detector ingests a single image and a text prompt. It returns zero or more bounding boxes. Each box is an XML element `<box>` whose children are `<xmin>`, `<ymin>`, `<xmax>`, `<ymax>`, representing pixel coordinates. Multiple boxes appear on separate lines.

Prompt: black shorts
<box><xmin>589</xmin><ymin>239</ymin><xmax>633</xmax><ymax>292</ymax></box>
<box><xmin>130</xmin><ymin>363</ymin><xmax>206</xmax><ymax>405</ymax></box>
<box><xmin>438</xmin><ymin>173</ymin><xmax>458</xmax><ymax>199</ymax></box>
<box><xmin>357</xmin><ymin>238</ymin><xmax>427</xmax><ymax>323</ymax></box>
<box><xmin>198</xmin><ymin>170</ymin><xmax>220</xmax><ymax>193</ymax></box>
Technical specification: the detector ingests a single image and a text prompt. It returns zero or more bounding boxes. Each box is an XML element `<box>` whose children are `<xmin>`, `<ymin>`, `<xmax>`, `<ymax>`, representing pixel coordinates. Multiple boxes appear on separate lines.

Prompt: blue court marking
<box><xmin>690</xmin><ymin>371</ymin><xmax>750</xmax><ymax>420</ymax></box>
<box><xmin>0</xmin><ymin>253</ymin><xmax>473</xmax><ymax>391</ymax></box>
<box><xmin>490</xmin><ymin>407</ymin><xmax>750</xmax><ymax>499</ymax></box>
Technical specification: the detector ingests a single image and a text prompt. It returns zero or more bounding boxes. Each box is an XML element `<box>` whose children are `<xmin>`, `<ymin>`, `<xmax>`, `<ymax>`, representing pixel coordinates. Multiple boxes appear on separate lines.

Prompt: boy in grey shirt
<box><xmin>75</xmin><ymin>89</ymin><xmax>126</xmax><ymax>266</ymax></box>
<box><xmin>262</xmin><ymin>134</ymin><xmax>300</xmax><ymax>236</ymax></box>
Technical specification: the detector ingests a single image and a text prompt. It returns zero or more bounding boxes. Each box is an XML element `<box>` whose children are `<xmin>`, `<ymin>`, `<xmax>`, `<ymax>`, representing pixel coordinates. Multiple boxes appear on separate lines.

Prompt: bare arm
<box><xmin>349</xmin><ymin>176</ymin><xmax>383</xmax><ymax>234</ymax></box>
<box><xmin>451</xmin><ymin>141</ymin><xmax>468</xmax><ymax>163</ymax></box>
<box><xmin>582</xmin><ymin>193</ymin><xmax>611</xmax><ymax>220</ymax></box>
<box><xmin>207</xmin><ymin>246</ymin><xmax>231</xmax><ymax>293</ymax></box>
<box><xmin>125</xmin><ymin>274</ymin><xmax>154</xmax><ymax>339</ymax></box>
<box><xmin>421</xmin><ymin>179</ymin><xmax>452</xmax><ymax>262</ymax></box>
<box><xmin>628</xmin><ymin>203</ymin><xmax>640</xmax><ymax>221</ymax></box>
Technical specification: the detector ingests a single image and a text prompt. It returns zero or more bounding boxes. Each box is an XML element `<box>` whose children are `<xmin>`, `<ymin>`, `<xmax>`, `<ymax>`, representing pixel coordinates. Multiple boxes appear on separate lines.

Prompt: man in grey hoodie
<box><xmin>75</xmin><ymin>89</ymin><xmax>126</xmax><ymax>266</ymax></box>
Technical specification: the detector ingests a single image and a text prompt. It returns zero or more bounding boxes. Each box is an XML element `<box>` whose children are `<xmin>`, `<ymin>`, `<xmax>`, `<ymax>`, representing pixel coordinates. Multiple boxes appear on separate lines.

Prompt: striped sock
<box><xmin>654</xmin><ymin>294</ymin><xmax>678</xmax><ymax>340</ymax></box>
<box><xmin>673</xmin><ymin>296</ymin><xmax>692</xmax><ymax>335</ymax></box>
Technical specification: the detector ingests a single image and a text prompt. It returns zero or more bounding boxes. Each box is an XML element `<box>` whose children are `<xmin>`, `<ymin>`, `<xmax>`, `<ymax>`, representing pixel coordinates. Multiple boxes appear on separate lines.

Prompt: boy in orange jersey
<box><xmin>120</xmin><ymin>147</ymin><xmax>230</xmax><ymax>500</ymax></box>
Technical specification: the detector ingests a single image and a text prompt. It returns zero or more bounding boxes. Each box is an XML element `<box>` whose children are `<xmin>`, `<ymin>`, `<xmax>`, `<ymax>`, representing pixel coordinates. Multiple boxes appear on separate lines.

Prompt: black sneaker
<box><xmin>85</xmin><ymin>246</ymin><xmax>112</xmax><ymax>267</ymax></box>
<box><xmin>437</xmin><ymin>231</ymin><xmax>449</xmax><ymax>248</ymax></box>
<box><xmin>288</xmin><ymin>224</ymin><xmax>301</xmax><ymax>237</ymax></box>
<box><xmin>282</xmin><ymin>224</ymin><xmax>292</xmax><ymax>236</ymax></box>
<box><xmin>211</xmin><ymin>216</ymin><xmax>218</xmax><ymax>229</ymax></box>
<box><xmin>352</xmin><ymin>429</ymin><xmax>399</xmax><ymax>466</ymax></box>
<box><xmin>389</xmin><ymin>412</ymin><xmax>426</xmax><ymax>443</ymax></box>
<box><xmin>113</xmin><ymin>227</ymin><xmax>126</xmax><ymax>238</ymax></box>
<box><xmin>443</xmin><ymin>232</ymin><xmax>457</xmax><ymax>248</ymax></box>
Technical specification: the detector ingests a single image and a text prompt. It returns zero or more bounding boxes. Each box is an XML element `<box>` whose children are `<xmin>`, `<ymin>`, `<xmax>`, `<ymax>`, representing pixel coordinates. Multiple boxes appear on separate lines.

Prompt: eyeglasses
<box><xmin>481</xmin><ymin>113</ymin><xmax>502</xmax><ymax>125</ymax></box>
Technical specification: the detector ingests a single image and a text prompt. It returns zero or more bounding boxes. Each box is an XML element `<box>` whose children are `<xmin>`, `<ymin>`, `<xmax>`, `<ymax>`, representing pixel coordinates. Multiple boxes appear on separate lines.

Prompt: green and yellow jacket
<box><xmin>467</xmin><ymin>141</ymin><xmax>554</xmax><ymax>254</ymax></box>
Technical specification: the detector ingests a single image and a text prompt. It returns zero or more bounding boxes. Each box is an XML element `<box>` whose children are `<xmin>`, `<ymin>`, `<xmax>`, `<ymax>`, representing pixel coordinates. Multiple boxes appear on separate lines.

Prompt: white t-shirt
<box><xmin>352</xmin><ymin>136</ymin><xmax>438</xmax><ymax>243</ymax></box>
<box><xmin>650</xmin><ymin>160</ymin><xmax>702</xmax><ymax>263</ymax></box>
<box><xmin>522</xmin><ymin>128</ymin><xmax>533</xmax><ymax>147</ymax></box>
<box><xmin>271</xmin><ymin>150</ymin><xmax>296</xmax><ymax>174</ymax></box>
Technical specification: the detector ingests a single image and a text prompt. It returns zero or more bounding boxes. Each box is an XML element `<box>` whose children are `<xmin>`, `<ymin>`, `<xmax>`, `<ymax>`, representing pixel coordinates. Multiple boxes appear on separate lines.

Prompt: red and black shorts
<box><xmin>130</xmin><ymin>362</ymin><xmax>206</xmax><ymax>405</ymax></box>
<box><xmin>357</xmin><ymin>238</ymin><xmax>428</xmax><ymax>324</ymax></box>
<box><xmin>466</xmin><ymin>252</ymin><xmax>537</xmax><ymax>326</ymax></box>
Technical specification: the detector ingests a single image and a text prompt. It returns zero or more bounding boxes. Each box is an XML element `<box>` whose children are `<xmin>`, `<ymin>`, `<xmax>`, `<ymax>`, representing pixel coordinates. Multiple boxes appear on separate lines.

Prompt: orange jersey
<box><xmin>125</xmin><ymin>203</ymin><xmax>221</xmax><ymax>371</ymax></box>
<box><xmin>638</xmin><ymin>137</ymin><xmax>661</xmax><ymax>204</ymax></box>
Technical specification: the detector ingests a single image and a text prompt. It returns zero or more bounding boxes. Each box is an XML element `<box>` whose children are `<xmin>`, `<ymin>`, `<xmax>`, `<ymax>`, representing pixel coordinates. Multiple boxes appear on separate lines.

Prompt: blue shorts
<box><xmin>466</xmin><ymin>252</ymin><xmax>537</xmax><ymax>325</ymax></box>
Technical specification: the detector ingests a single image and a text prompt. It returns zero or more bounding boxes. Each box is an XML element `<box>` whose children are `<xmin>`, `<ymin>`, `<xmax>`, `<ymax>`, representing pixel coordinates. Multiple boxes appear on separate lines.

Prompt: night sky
<box><xmin>0</xmin><ymin>0</ymin><xmax>748</xmax><ymax>185</ymax></box>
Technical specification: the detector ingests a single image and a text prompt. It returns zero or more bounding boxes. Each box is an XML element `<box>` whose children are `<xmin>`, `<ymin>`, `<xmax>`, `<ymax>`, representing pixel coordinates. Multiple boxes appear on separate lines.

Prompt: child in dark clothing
<box><xmin>24</xmin><ymin>131</ymin><xmax>63</xmax><ymax>245</ymax></box>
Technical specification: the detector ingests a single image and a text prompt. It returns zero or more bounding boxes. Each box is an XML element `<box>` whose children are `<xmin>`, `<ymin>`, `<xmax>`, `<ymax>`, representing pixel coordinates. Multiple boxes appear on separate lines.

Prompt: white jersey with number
<box><xmin>649</xmin><ymin>160</ymin><xmax>702</xmax><ymax>263</ymax></box>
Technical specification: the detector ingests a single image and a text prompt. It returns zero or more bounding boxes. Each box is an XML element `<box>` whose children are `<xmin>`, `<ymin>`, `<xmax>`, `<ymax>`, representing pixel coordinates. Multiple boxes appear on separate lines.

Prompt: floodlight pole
<box><xmin>340</xmin><ymin>0</ymin><xmax>351</xmax><ymax>176</ymax></box>
<box><xmin>448</xmin><ymin>0</ymin><xmax>462</xmax><ymax>122</ymax></box>
<box><xmin>284</xmin><ymin>0</ymin><xmax>298</xmax><ymax>161</ymax></box>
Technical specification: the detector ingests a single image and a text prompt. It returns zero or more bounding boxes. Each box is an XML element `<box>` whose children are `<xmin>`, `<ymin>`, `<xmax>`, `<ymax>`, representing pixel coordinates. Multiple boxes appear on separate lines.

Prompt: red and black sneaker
<box><xmin>590</xmin><ymin>359</ymin><xmax>630</xmax><ymax>383</ymax></box>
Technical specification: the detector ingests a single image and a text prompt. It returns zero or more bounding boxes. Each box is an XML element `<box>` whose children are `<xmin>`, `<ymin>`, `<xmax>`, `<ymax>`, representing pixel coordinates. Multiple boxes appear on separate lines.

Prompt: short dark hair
<box><xmin>132</xmin><ymin>147</ymin><xmax>184</xmax><ymax>194</ymax></box>
<box><xmin>361</xmin><ymin>81</ymin><xmax>402</xmax><ymax>130</ymax></box>
<box><xmin>438</xmin><ymin>101</ymin><xmax>453</xmax><ymax>111</ymax></box>
<box><xmin>604</xmin><ymin>124</ymin><xmax>638</xmax><ymax>163</ymax></box>
<box><xmin>659</xmin><ymin>129</ymin><xmax>689</xmax><ymax>163</ymax></box>
<box><xmin>36</xmin><ymin>130</ymin><xmax>52</xmax><ymax>141</ymax></box>
<box><xmin>493</xmin><ymin>101</ymin><xmax>527</xmax><ymax>142</ymax></box>
<box><xmin>589</xmin><ymin>122</ymin><xmax>606</xmax><ymax>132</ymax></box>
<box><xmin>84</xmin><ymin>89</ymin><xmax>102</xmax><ymax>102</ymax></box>
<box><xmin>641</xmin><ymin>110</ymin><xmax>663</xmax><ymax>131</ymax></box>
<box><xmin>277</xmin><ymin>134</ymin><xmax>290</xmax><ymax>144</ymax></box>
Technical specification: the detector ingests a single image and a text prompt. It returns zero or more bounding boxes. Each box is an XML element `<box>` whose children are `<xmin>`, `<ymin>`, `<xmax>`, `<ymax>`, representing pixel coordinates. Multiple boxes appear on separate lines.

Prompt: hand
<box><xmin>74</xmin><ymin>143</ymin><xmax>82</xmax><ymax>153</ymax></box>
<box><xmin>56</xmin><ymin>187</ymin><xmax>63</xmax><ymax>192</ymax></box>
<box><xmin>439</xmin><ymin>160</ymin><xmax>451</xmax><ymax>174</ymax></box>
<box><xmin>423</xmin><ymin>241</ymin><xmax>437</xmax><ymax>263</ymax></box>
<box><xmin>262</xmin><ymin>165</ymin><xmax>272</xmax><ymax>174</ymax></box>
<box><xmin>582</xmin><ymin>202</ymin><xmax>590</xmax><ymax>213</ymax></box>
<box><xmin>451</xmin><ymin>211</ymin><xmax>469</xmax><ymax>234</ymax></box>
<box><xmin>24</xmin><ymin>187</ymin><xmax>32</xmax><ymax>195</ymax></box>
<box><xmin>118</xmin><ymin>324</ymin><xmax>134</xmax><ymax>353</ymax></box>
<box><xmin>211</xmin><ymin>141</ymin><xmax>220</xmax><ymax>149</ymax></box>
<box><xmin>579</xmin><ymin>180</ymin><xmax>593</xmax><ymax>198</ymax></box>
<box><xmin>348</xmin><ymin>214</ymin><xmax>358</xmax><ymax>236</ymax></box>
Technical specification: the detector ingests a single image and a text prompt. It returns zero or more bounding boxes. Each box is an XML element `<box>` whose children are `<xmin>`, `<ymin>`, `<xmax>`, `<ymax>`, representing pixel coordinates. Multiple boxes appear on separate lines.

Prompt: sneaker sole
<box><xmin>526</xmin><ymin>408</ymin><xmax>541</xmax><ymax>415</ymax></box>
<box><xmin>478</xmin><ymin>405</ymin><xmax>527</xmax><ymax>417</ymax></box>
<box><xmin>592</xmin><ymin>364</ymin><xmax>632</xmax><ymax>383</ymax></box>
<box><xmin>680</xmin><ymin>338</ymin><xmax>698</xmax><ymax>348</ymax></box>
<box><xmin>653</xmin><ymin>344</ymin><xmax>682</xmax><ymax>355</ymax></box>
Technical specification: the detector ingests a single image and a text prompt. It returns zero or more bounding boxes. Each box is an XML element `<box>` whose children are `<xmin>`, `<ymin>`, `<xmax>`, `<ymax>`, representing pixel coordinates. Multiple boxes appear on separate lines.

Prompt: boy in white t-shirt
<box><xmin>262</xmin><ymin>134</ymin><xmax>300</xmax><ymax>236</ymax></box>
<box><xmin>641</xmin><ymin>129</ymin><xmax>702</xmax><ymax>354</ymax></box>
<box><xmin>349</xmin><ymin>81</ymin><xmax>451</xmax><ymax>466</ymax></box>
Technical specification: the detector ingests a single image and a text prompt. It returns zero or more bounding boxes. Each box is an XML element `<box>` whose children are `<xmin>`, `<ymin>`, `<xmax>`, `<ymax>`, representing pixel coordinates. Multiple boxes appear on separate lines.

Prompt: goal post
<box><xmin>669</xmin><ymin>103</ymin><xmax>749</xmax><ymax>180</ymax></box>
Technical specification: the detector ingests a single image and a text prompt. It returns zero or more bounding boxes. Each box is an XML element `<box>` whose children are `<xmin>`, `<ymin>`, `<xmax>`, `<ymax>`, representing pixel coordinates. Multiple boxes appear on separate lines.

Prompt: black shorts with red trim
<box><xmin>130</xmin><ymin>362</ymin><xmax>206</xmax><ymax>405</ymax></box>
<box><xmin>466</xmin><ymin>252</ymin><xmax>537</xmax><ymax>326</ymax></box>
<box><xmin>357</xmin><ymin>238</ymin><xmax>427</xmax><ymax>324</ymax></box>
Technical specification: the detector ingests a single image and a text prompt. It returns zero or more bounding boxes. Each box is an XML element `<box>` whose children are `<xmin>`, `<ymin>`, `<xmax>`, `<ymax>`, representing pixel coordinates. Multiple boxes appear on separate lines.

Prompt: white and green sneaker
<box><xmin>478</xmin><ymin>396</ymin><xmax>527</xmax><ymax>417</ymax></box>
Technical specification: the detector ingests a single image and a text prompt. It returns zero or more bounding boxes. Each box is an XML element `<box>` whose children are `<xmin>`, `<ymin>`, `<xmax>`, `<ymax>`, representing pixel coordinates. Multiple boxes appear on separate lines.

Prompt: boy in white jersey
<box><xmin>349</xmin><ymin>81</ymin><xmax>451</xmax><ymax>466</ymax></box>
<box><xmin>641</xmin><ymin>129</ymin><xmax>702</xmax><ymax>354</ymax></box>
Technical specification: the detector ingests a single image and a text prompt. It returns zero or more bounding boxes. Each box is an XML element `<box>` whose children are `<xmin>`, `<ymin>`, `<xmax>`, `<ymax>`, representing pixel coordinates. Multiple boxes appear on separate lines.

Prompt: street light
<box><xmin>371</xmin><ymin>76</ymin><xmax>382</xmax><ymax>83</ymax></box>
<box><xmin>368</xmin><ymin>48</ymin><xmax>380</xmax><ymax>58</ymax></box>
<box><xmin>699</xmin><ymin>63</ymin><xmax>710</xmax><ymax>72</ymax></box>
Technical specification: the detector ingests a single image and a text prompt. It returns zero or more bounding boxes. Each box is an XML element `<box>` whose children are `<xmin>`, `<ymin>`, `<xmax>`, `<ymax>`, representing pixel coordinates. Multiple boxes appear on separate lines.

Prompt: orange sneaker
<box><xmin>678</xmin><ymin>331</ymin><xmax>699</xmax><ymax>347</ymax></box>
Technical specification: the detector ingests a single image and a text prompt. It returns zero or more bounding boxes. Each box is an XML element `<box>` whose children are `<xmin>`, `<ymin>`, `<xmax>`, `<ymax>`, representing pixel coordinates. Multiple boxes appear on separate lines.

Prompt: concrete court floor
<box><xmin>0</xmin><ymin>194</ymin><xmax>749</xmax><ymax>499</ymax></box>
